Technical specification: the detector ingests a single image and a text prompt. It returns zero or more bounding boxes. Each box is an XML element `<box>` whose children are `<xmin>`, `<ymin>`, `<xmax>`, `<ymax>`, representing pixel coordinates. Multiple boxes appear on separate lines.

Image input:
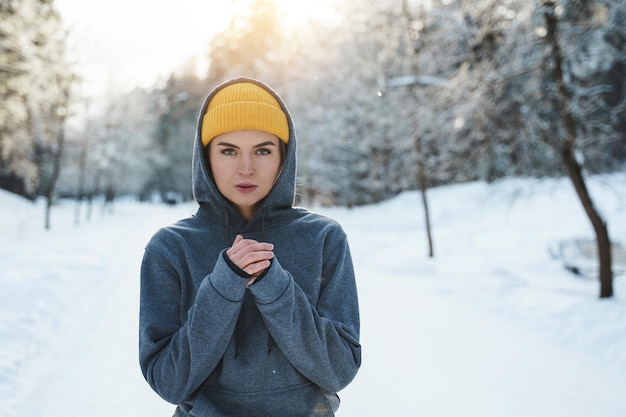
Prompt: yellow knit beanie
<box><xmin>201</xmin><ymin>81</ymin><xmax>290</xmax><ymax>146</ymax></box>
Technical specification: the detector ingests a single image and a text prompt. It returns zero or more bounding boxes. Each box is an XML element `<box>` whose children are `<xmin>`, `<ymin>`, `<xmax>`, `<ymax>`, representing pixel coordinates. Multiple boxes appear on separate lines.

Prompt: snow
<box><xmin>1</xmin><ymin>173</ymin><xmax>626</xmax><ymax>417</ymax></box>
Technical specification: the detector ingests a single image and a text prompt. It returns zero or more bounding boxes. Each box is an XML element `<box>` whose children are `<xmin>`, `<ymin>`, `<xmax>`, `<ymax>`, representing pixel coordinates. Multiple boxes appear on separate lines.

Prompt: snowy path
<box><xmin>340</xmin><ymin>275</ymin><xmax>626</xmax><ymax>417</ymax></box>
<box><xmin>6</xmin><ymin>202</ymin><xmax>180</xmax><ymax>417</ymax></box>
<box><xmin>28</xmin><ymin>224</ymin><xmax>174</xmax><ymax>416</ymax></box>
<box><xmin>16</xmin><ymin>210</ymin><xmax>626</xmax><ymax>417</ymax></box>
<box><xmin>3</xmin><ymin>175</ymin><xmax>626</xmax><ymax>417</ymax></box>
<box><xmin>335</xmin><ymin>188</ymin><xmax>626</xmax><ymax>417</ymax></box>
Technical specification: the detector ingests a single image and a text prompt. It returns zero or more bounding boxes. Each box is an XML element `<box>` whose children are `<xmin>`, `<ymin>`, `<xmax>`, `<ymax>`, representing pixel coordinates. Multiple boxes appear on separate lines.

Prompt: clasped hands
<box><xmin>226</xmin><ymin>234</ymin><xmax>274</xmax><ymax>288</ymax></box>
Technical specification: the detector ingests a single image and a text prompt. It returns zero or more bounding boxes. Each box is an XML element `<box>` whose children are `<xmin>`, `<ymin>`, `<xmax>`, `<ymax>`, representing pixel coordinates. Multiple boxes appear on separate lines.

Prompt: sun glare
<box><xmin>55</xmin><ymin>0</ymin><xmax>343</xmax><ymax>99</ymax></box>
<box><xmin>277</xmin><ymin>0</ymin><xmax>342</xmax><ymax>27</ymax></box>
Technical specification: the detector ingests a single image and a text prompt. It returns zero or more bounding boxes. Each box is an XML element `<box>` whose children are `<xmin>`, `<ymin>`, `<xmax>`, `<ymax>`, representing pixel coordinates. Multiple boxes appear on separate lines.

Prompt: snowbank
<box><xmin>1</xmin><ymin>173</ymin><xmax>625</xmax><ymax>417</ymax></box>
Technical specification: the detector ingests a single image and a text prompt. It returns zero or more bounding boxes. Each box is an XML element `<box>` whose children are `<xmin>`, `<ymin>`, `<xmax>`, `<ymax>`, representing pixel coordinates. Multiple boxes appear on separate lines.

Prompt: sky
<box><xmin>55</xmin><ymin>0</ymin><xmax>231</xmax><ymax>98</ymax></box>
<box><xmin>55</xmin><ymin>0</ymin><xmax>342</xmax><ymax>100</ymax></box>
<box><xmin>2</xmin><ymin>172</ymin><xmax>626</xmax><ymax>416</ymax></box>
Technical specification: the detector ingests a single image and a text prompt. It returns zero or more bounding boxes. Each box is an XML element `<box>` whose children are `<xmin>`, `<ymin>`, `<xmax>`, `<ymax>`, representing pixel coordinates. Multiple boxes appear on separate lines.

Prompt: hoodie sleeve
<box><xmin>139</xmin><ymin>244</ymin><xmax>247</xmax><ymax>404</ymax></box>
<box><xmin>249</xmin><ymin>233</ymin><xmax>361</xmax><ymax>393</ymax></box>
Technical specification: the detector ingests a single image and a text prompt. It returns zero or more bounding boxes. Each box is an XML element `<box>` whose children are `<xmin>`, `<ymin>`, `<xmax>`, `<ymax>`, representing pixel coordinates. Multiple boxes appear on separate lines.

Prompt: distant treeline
<box><xmin>2</xmin><ymin>0</ymin><xmax>624</xmax><ymax>208</ymax></box>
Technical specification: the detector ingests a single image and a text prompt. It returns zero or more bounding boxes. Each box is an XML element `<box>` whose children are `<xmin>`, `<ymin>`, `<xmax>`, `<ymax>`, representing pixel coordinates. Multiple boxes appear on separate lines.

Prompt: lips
<box><xmin>235</xmin><ymin>183</ymin><xmax>257</xmax><ymax>193</ymax></box>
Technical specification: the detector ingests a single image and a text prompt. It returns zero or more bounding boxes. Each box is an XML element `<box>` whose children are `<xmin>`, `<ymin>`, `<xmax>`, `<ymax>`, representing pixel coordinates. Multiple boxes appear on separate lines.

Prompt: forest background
<box><xmin>2</xmin><ymin>0</ymin><xmax>624</xmax><ymax>207</ymax></box>
<box><xmin>1</xmin><ymin>0</ymin><xmax>625</xmax><ymax>294</ymax></box>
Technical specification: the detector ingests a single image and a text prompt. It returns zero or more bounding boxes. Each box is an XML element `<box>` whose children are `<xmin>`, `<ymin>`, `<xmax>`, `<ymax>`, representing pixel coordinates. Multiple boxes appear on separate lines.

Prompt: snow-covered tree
<box><xmin>145</xmin><ymin>72</ymin><xmax>207</xmax><ymax>202</ymax></box>
<box><xmin>451</xmin><ymin>0</ymin><xmax>625</xmax><ymax>297</ymax></box>
<box><xmin>536</xmin><ymin>0</ymin><xmax>623</xmax><ymax>298</ymax></box>
<box><xmin>0</xmin><ymin>0</ymin><xmax>72</xmax><ymax>200</ymax></box>
<box><xmin>57</xmin><ymin>86</ymin><xmax>163</xmax><ymax>219</ymax></box>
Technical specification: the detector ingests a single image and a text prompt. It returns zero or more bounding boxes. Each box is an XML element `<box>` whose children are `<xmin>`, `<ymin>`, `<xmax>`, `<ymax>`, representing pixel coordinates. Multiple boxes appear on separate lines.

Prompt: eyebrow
<box><xmin>215</xmin><ymin>141</ymin><xmax>277</xmax><ymax>148</ymax></box>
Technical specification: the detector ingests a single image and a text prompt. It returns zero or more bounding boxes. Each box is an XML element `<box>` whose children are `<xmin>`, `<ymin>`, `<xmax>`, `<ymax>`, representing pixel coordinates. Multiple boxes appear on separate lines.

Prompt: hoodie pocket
<box><xmin>191</xmin><ymin>383</ymin><xmax>336</xmax><ymax>417</ymax></box>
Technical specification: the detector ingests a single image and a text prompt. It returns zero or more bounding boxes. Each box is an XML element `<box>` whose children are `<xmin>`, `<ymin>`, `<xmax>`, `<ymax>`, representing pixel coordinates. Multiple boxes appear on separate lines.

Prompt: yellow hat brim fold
<box><xmin>201</xmin><ymin>82</ymin><xmax>290</xmax><ymax>146</ymax></box>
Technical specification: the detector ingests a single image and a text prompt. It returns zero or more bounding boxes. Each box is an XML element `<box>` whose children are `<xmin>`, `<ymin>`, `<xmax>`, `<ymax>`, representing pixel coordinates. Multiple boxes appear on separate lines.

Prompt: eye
<box><xmin>256</xmin><ymin>148</ymin><xmax>272</xmax><ymax>156</ymax></box>
<box><xmin>221</xmin><ymin>148</ymin><xmax>237</xmax><ymax>156</ymax></box>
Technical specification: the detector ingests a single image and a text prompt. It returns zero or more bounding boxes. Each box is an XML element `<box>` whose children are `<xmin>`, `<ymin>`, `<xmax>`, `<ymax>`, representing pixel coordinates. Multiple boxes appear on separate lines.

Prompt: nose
<box><xmin>237</xmin><ymin>154</ymin><xmax>254</xmax><ymax>176</ymax></box>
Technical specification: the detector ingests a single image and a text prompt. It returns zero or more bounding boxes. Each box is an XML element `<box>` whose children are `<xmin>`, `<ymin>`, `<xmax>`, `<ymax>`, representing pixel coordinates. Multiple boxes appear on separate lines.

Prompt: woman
<box><xmin>139</xmin><ymin>77</ymin><xmax>361</xmax><ymax>417</ymax></box>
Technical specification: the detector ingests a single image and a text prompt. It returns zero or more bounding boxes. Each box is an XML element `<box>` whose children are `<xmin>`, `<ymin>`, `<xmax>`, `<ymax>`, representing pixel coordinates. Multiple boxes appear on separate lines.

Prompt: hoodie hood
<box><xmin>191</xmin><ymin>77</ymin><xmax>297</xmax><ymax>232</ymax></box>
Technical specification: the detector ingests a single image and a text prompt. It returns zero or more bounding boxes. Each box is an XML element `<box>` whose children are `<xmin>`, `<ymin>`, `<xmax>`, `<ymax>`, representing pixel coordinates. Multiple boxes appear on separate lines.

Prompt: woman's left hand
<box><xmin>226</xmin><ymin>235</ymin><xmax>274</xmax><ymax>286</ymax></box>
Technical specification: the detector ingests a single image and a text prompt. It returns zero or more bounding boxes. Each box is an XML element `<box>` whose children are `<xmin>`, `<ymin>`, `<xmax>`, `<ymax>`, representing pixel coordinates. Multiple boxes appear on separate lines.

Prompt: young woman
<box><xmin>139</xmin><ymin>77</ymin><xmax>361</xmax><ymax>417</ymax></box>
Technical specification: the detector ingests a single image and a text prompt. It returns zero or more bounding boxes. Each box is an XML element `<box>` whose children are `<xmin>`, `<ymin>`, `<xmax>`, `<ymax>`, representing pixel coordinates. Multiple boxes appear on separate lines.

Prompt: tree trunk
<box><xmin>544</xmin><ymin>1</ymin><xmax>613</xmax><ymax>298</ymax></box>
<box><xmin>44</xmin><ymin>115</ymin><xmax>66</xmax><ymax>230</ymax></box>
<box><xmin>560</xmin><ymin>148</ymin><xmax>613</xmax><ymax>297</ymax></box>
<box><xmin>415</xmin><ymin>135</ymin><xmax>434</xmax><ymax>258</ymax></box>
<box><xmin>402</xmin><ymin>0</ymin><xmax>435</xmax><ymax>258</ymax></box>
<box><xmin>74</xmin><ymin>133</ymin><xmax>89</xmax><ymax>225</ymax></box>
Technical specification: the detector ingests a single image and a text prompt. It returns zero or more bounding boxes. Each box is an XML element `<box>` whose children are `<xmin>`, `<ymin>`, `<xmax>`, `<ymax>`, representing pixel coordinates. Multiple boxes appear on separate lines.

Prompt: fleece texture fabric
<box><xmin>139</xmin><ymin>77</ymin><xmax>361</xmax><ymax>417</ymax></box>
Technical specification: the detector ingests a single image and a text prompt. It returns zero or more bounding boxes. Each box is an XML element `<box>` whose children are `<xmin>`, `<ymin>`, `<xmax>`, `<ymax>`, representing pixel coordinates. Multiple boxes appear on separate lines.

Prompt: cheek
<box><xmin>265</xmin><ymin>160</ymin><xmax>281</xmax><ymax>181</ymax></box>
<box><xmin>209</xmin><ymin>155</ymin><xmax>229</xmax><ymax>186</ymax></box>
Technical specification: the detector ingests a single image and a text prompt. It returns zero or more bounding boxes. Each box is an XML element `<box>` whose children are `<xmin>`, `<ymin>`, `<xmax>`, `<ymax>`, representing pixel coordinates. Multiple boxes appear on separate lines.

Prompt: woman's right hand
<box><xmin>226</xmin><ymin>235</ymin><xmax>274</xmax><ymax>286</ymax></box>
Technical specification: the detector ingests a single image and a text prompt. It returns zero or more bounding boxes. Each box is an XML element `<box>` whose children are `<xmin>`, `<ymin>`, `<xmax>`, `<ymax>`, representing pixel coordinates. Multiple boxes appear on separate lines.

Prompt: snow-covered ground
<box><xmin>1</xmin><ymin>173</ymin><xmax>626</xmax><ymax>417</ymax></box>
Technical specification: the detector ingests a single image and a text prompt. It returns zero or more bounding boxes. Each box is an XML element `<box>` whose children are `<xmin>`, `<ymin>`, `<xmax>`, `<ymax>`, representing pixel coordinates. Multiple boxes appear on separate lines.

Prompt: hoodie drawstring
<box><xmin>230</xmin><ymin>209</ymin><xmax>275</xmax><ymax>359</ymax></box>
<box><xmin>234</xmin><ymin>312</ymin><xmax>244</xmax><ymax>359</ymax></box>
<box><xmin>267</xmin><ymin>333</ymin><xmax>274</xmax><ymax>356</ymax></box>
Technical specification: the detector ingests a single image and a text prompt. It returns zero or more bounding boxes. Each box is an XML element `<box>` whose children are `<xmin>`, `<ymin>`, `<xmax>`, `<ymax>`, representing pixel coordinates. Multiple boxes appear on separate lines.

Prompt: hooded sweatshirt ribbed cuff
<box><xmin>249</xmin><ymin>258</ymin><xmax>291</xmax><ymax>304</ymax></box>
<box><xmin>209</xmin><ymin>250</ymin><xmax>248</xmax><ymax>302</ymax></box>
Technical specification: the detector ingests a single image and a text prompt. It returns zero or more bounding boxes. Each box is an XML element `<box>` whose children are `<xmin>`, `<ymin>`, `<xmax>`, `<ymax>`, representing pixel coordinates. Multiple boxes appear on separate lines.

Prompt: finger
<box><xmin>237</xmin><ymin>250</ymin><xmax>274</xmax><ymax>269</ymax></box>
<box><xmin>228</xmin><ymin>240</ymin><xmax>274</xmax><ymax>260</ymax></box>
<box><xmin>226</xmin><ymin>236</ymin><xmax>254</xmax><ymax>258</ymax></box>
<box><xmin>243</xmin><ymin>260</ymin><xmax>271</xmax><ymax>277</ymax></box>
<box><xmin>246</xmin><ymin>276</ymin><xmax>258</xmax><ymax>288</ymax></box>
<box><xmin>230</xmin><ymin>237</ymin><xmax>269</xmax><ymax>252</ymax></box>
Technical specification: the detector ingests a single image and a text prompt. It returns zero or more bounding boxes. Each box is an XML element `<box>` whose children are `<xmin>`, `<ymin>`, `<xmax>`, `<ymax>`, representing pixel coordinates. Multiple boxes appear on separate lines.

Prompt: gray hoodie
<box><xmin>139</xmin><ymin>77</ymin><xmax>361</xmax><ymax>417</ymax></box>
